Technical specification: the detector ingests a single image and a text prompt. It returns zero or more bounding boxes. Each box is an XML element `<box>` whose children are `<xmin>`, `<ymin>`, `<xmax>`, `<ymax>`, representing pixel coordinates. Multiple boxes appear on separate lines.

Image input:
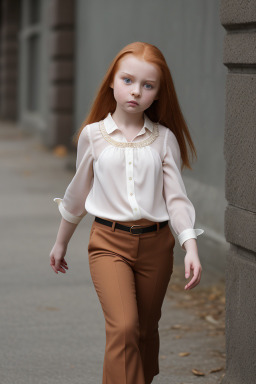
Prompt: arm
<box><xmin>49</xmin><ymin>218</ymin><xmax>78</xmax><ymax>274</ymax></box>
<box><xmin>162</xmin><ymin>129</ymin><xmax>204</xmax><ymax>289</ymax></box>
<box><xmin>50</xmin><ymin>126</ymin><xmax>94</xmax><ymax>274</ymax></box>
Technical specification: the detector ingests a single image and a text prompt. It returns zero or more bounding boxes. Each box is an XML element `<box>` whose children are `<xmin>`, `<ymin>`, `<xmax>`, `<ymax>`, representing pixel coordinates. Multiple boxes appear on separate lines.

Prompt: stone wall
<box><xmin>220</xmin><ymin>1</ymin><xmax>256</xmax><ymax>383</ymax></box>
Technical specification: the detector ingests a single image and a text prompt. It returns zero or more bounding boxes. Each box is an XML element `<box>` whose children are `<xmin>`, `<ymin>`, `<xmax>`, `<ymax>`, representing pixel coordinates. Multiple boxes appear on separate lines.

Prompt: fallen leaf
<box><xmin>178</xmin><ymin>352</ymin><xmax>190</xmax><ymax>357</ymax></box>
<box><xmin>205</xmin><ymin>315</ymin><xmax>219</xmax><ymax>325</ymax></box>
<box><xmin>192</xmin><ymin>368</ymin><xmax>205</xmax><ymax>376</ymax></box>
<box><xmin>208</xmin><ymin>366</ymin><xmax>225</xmax><ymax>373</ymax></box>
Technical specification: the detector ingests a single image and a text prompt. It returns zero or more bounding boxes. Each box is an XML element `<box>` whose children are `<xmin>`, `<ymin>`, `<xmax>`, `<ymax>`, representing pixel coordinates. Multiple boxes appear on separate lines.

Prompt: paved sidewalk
<box><xmin>0</xmin><ymin>122</ymin><xmax>227</xmax><ymax>384</ymax></box>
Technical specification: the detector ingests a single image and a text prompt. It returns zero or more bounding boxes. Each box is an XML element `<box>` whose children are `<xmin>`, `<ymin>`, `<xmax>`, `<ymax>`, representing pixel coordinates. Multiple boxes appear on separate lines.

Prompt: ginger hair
<box><xmin>74</xmin><ymin>42</ymin><xmax>197</xmax><ymax>170</ymax></box>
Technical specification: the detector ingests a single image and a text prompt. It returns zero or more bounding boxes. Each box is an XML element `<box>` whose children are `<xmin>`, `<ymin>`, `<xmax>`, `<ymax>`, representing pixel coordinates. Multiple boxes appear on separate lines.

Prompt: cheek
<box><xmin>144</xmin><ymin>91</ymin><xmax>158</xmax><ymax>104</ymax></box>
<box><xmin>113</xmin><ymin>83</ymin><xmax>126</xmax><ymax>101</ymax></box>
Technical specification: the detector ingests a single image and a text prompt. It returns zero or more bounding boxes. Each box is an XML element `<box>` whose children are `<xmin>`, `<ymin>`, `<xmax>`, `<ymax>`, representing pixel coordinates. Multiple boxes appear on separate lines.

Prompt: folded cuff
<box><xmin>178</xmin><ymin>228</ymin><xmax>205</xmax><ymax>248</ymax></box>
<box><xmin>53</xmin><ymin>198</ymin><xmax>84</xmax><ymax>224</ymax></box>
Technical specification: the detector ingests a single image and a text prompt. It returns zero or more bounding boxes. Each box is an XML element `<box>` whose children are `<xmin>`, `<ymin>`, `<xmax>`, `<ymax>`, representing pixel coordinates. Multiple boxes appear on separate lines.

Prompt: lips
<box><xmin>128</xmin><ymin>101</ymin><xmax>139</xmax><ymax>105</ymax></box>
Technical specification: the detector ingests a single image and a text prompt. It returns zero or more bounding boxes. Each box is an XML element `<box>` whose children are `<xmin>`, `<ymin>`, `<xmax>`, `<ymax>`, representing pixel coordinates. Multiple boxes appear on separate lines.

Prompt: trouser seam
<box><xmin>114</xmin><ymin>261</ymin><xmax>127</xmax><ymax>384</ymax></box>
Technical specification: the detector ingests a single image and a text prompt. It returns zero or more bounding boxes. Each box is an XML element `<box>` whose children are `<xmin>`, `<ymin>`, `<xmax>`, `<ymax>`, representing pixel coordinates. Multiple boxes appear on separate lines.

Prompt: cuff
<box><xmin>178</xmin><ymin>228</ymin><xmax>205</xmax><ymax>248</ymax></box>
<box><xmin>53</xmin><ymin>198</ymin><xmax>84</xmax><ymax>224</ymax></box>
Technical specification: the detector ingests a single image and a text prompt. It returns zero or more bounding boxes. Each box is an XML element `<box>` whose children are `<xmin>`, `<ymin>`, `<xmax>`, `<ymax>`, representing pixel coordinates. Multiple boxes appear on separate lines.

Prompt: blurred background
<box><xmin>0</xmin><ymin>1</ymin><xmax>231</xmax><ymax>383</ymax></box>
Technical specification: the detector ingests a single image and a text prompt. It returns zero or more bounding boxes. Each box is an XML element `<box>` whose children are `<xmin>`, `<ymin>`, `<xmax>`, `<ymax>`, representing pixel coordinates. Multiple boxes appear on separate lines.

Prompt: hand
<box><xmin>184</xmin><ymin>250</ymin><xmax>202</xmax><ymax>290</ymax></box>
<box><xmin>49</xmin><ymin>242</ymin><xmax>69</xmax><ymax>274</ymax></box>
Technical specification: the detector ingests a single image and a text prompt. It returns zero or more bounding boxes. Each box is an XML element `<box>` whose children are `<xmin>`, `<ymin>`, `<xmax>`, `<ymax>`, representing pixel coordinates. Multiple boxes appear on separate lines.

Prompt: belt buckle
<box><xmin>130</xmin><ymin>224</ymin><xmax>142</xmax><ymax>235</ymax></box>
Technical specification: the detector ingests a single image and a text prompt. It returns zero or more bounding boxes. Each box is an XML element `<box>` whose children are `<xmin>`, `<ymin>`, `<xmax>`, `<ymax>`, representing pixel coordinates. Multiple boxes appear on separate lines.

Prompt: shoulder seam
<box><xmin>163</xmin><ymin>128</ymin><xmax>169</xmax><ymax>159</ymax></box>
<box><xmin>86</xmin><ymin>124</ymin><xmax>95</xmax><ymax>160</ymax></box>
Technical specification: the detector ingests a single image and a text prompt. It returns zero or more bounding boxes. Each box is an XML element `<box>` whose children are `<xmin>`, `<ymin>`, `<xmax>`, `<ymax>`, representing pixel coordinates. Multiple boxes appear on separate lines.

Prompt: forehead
<box><xmin>117</xmin><ymin>54</ymin><xmax>160</xmax><ymax>79</ymax></box>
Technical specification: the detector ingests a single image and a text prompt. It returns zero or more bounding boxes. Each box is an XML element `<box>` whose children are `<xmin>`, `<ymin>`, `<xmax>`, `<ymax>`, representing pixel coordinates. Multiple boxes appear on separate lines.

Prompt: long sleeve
<box><xmin>162</xmin><ymin>129</ymin><xmax>204</xmax><ymax>248</ymax></box>
<box><xmin>54</xmin><ymin>126</ymin><xmax>94</xmax><ymax>224</ymax></box>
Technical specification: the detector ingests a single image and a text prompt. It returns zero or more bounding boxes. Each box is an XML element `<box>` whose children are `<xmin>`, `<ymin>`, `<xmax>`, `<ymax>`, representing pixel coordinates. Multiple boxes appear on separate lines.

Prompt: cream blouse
<box><xmin>54</xmin><ymin>112</ymin><xmax>204</xmax><ymax>248</ymax></box>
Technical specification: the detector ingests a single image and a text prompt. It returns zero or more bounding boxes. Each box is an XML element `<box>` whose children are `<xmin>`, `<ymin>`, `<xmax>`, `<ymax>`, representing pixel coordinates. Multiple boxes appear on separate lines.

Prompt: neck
<box><xmin>111</xmin><ymin>108</ymin><xmax>144</xmax><ymax>130</ymax></box>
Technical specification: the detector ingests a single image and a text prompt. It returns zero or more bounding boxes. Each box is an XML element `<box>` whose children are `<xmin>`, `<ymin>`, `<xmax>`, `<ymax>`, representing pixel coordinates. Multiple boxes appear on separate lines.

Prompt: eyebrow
<box><xmin>120</xmin><ymin>72</ymin><xmax>157</xmax><ymax>83</ymax></box>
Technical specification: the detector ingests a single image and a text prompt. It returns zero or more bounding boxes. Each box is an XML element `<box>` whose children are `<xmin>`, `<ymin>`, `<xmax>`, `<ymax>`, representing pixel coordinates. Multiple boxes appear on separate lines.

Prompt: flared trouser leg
<box><xmin>88</xmin><ymin>218</ymin><xmax>175</xmax><ymax>384</ymax></box>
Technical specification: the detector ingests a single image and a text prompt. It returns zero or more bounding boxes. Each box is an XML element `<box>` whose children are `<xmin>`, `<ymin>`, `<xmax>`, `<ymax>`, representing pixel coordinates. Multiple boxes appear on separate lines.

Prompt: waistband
<box><xmin>94</xmin><ymin>216</ymin><xmax>168</xmax><ymax>235</ymax></box>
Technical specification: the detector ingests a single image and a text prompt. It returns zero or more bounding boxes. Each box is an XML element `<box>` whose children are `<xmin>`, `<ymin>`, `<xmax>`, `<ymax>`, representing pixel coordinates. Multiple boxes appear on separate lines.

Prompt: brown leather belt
<box><xmin>95</xmin><ymin>217</ymin><xmax>168</xmax><ymax>235</ymax></box>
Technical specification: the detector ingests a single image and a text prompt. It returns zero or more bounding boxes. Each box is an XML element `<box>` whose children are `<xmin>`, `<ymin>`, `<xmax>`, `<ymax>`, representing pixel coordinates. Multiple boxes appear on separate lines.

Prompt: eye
<box><xmin>123</xmin><ymin>78</ymin><xmax>132</xmax><ymax>84</ymax></box>
<box><xmin>144</xmin><ymin>83</ymin><xmax>153</xmax><ymax>89</ymax></box>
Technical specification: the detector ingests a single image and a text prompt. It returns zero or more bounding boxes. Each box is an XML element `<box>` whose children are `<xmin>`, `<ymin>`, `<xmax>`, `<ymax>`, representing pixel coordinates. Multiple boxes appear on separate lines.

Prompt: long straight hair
<box><xmin>75</xmin><ymin>42</ymin><xmax>197</xmax><ymax>170</ymax></box>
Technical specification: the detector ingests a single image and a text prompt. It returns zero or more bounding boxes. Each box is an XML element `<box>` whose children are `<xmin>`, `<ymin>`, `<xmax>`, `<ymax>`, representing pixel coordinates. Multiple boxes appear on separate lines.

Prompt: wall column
<box><xmin>0</xmin><ymin>0</ymin><xmax>20</xmax><ymax>120</ymax></box>
<box><xmin>220</xmin><ymin>1</ymin><xmax>256</xmax><ymax>383</ymax></box>
<box><xmin>47</xmin><ymin>0</ymin><xmax>75</xmax><ymax>148</ymax></box>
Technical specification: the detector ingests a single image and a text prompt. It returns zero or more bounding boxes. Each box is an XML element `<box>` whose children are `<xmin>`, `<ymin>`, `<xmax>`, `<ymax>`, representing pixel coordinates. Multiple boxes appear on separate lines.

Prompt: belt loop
<box><xmin>156</xmin><ymin>222</ymin><xmax>160</xmax><ymax>232</ymax></box>
<box><xmin>111</xmin><ymin>221</ymin><xmax>116</xmax><ymax>232</ymax></box>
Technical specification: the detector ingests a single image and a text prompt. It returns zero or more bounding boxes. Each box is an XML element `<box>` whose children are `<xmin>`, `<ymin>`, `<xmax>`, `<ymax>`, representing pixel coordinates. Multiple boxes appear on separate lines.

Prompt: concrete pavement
<box><xmin>0</xmin><ymin>121</ymin><xmax>227</xmax><ymax>384</ymax></box>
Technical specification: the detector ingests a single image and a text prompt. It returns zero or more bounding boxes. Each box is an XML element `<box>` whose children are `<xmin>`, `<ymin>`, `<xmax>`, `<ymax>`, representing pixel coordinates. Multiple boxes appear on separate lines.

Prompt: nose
<box><xmin>131</xmin><ymin>85</ymin><xmax>140</xmax><ymax>97</ymax></box>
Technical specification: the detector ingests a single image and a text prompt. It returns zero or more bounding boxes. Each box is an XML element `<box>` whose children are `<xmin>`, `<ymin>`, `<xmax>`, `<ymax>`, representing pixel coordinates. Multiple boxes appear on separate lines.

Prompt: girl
<box><xmin>50</xmin><ymin>42</ymin><xmax>204</xmax><ymax>384</ymax></box>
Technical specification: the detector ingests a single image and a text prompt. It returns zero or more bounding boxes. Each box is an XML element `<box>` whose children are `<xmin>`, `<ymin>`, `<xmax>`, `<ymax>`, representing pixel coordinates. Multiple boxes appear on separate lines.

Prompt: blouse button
<box><xmin>129</xmin><ymin>177</ymin><xmax>132</xmax><ymax>180</ymax></box>
<box><xmin>129</xmin><ymin>162</ymin><xmax>132</xmax><ymax>165</ymax></box>
<box><xmin>134</xmin><ymin>208</ymin><xmax>137</xmax><ymax>211</ymax></box>
<box><xmin>130</xmin><ymin>192</ymin><xmax>133</xmax><ymax>196</ymax></box>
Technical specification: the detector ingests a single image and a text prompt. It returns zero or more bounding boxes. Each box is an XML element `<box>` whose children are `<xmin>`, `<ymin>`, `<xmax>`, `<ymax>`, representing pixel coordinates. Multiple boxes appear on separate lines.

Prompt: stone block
<box><xmin>48</xmin><ymin>30</ymin><xmax>75</xmax><ymax>57</ymax></box>
<box><xmin>222</xmin><ymin>246</ymin><xmax>256</xmax><ymax>384</ymax></box>
<box><xmin>223</xmin><ymin>32</ymin><xmax>256</xmax><ymax>65</ymax></box>
<box><xmin>224</xmin><ymin>73</ymin><xmax>256</xmax><ymax>211</ymax></box>
<box><xmin>49</xmin><ymin>60</ymin><xmax>74</xmax><ymax>82</ymax></box>
<box><xmin>225</xmin><ymin>205</ymin><xmax>256</xmax><ymax>252</ymax></box>
<box><xmin>220</xmin><ymin>0</ymin><xmax>256</xmax><ymax>27</ymax></box>
<box><xmin>48</xmin><ymin>0</ymin><xmax>75</xmax><ymax>27</ymax></box>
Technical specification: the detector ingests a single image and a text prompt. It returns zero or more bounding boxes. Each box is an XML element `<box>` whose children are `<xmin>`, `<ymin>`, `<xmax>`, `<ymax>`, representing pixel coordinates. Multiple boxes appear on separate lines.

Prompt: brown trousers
<box><xmin>88</xmin><ymin>217</ymin><xmax>175</xmax><ymax>384</ymax></box>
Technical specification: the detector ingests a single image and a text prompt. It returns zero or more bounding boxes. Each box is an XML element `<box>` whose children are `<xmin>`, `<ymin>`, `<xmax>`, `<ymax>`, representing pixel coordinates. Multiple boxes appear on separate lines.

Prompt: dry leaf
<box><xmin>192</xmin><ymin>368</ymin><xmax>205</xmax><ymax>376</ymax></box>
<box><xmin>205</xmin><ymin>315</ymin><xmax>219</xmax><ymax>325</ymax></box>
<box><xmin>208</xmin><ymin>366</ymin><xmax>224</xmax><ymax>373</ymax></box>
<box><xmin>179</xmin><ymin>352</ymin><xmax>190</xmax><ymax>357</ymax></box>
<box><xmin>171</xmin><ymin>324</ymin><xmax>182</xmax><ymax>329</ymax></box>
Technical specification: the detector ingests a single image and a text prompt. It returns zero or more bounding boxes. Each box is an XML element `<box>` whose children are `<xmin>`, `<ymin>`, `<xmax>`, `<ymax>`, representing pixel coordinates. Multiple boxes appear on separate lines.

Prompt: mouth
<box><xmin>128</xmin><ymin>100</ymin><xmax>139</xmax><ymax>106</ymax></box>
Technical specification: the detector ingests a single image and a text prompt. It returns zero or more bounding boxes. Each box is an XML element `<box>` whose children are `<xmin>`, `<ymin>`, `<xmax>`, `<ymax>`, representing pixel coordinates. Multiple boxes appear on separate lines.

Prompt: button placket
<box><xmin>125</xmin><ymin>148</ymin><xmax>140</xmax><ymax>219</ymax></box>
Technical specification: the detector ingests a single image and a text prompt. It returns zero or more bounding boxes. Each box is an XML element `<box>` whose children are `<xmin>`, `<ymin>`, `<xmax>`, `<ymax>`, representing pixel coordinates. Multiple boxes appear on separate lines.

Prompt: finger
<box><xmin>50</xmin><ymin>264</ymin><xmax>58</xmax><ymax>274</ymax></box>
<box><xmin>50</xmin><ymin>257</ymin><xmax>58</xmax><ymax>273</ymax></box>
<box><xmin>185</xmin><ymin>268</ymin><xmax>202</xmax><ymax>290</ymax></box>
<box><xmin>184</xmin><ymin>262</ymin><xmax>191</xmax><ymax>279</ymax></box>
<box><xmin>184</xmin><ymin>267</ymin><xmax>200</xmax><ymax>289</ymax></box>
<box><xmin>60</xmin><ymin>261</ymin><xmax>68</xmax><ymax>269</ymax></box>
<box><xmin>55</xmin><ymin>260</ymin><xmax>61</xmax><ymax>272</ymax></box>
<box><xmin>186</xmin><ymin>277</ymin><xmax>200</xmax><ymax>290</ymax></box>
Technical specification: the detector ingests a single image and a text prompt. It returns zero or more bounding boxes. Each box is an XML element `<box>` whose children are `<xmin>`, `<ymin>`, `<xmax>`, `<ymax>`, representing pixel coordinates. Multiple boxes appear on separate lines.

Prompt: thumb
<box><xmin>185</xmin><ymin>263</ymin><xmax>190</xmax><ymax>279</ymax></box>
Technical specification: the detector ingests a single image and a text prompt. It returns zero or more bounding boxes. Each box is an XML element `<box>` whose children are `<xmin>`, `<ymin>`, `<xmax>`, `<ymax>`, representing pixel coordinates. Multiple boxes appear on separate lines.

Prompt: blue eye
<box><xmin>123</xmin><ymin>78</ymin><xmax>132</xmax><ymax>84</ymax></box>
<box><xmin>145</xmin><ymin>84</ymin><xmax>153</xmax><ymax>89</ymax></box>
